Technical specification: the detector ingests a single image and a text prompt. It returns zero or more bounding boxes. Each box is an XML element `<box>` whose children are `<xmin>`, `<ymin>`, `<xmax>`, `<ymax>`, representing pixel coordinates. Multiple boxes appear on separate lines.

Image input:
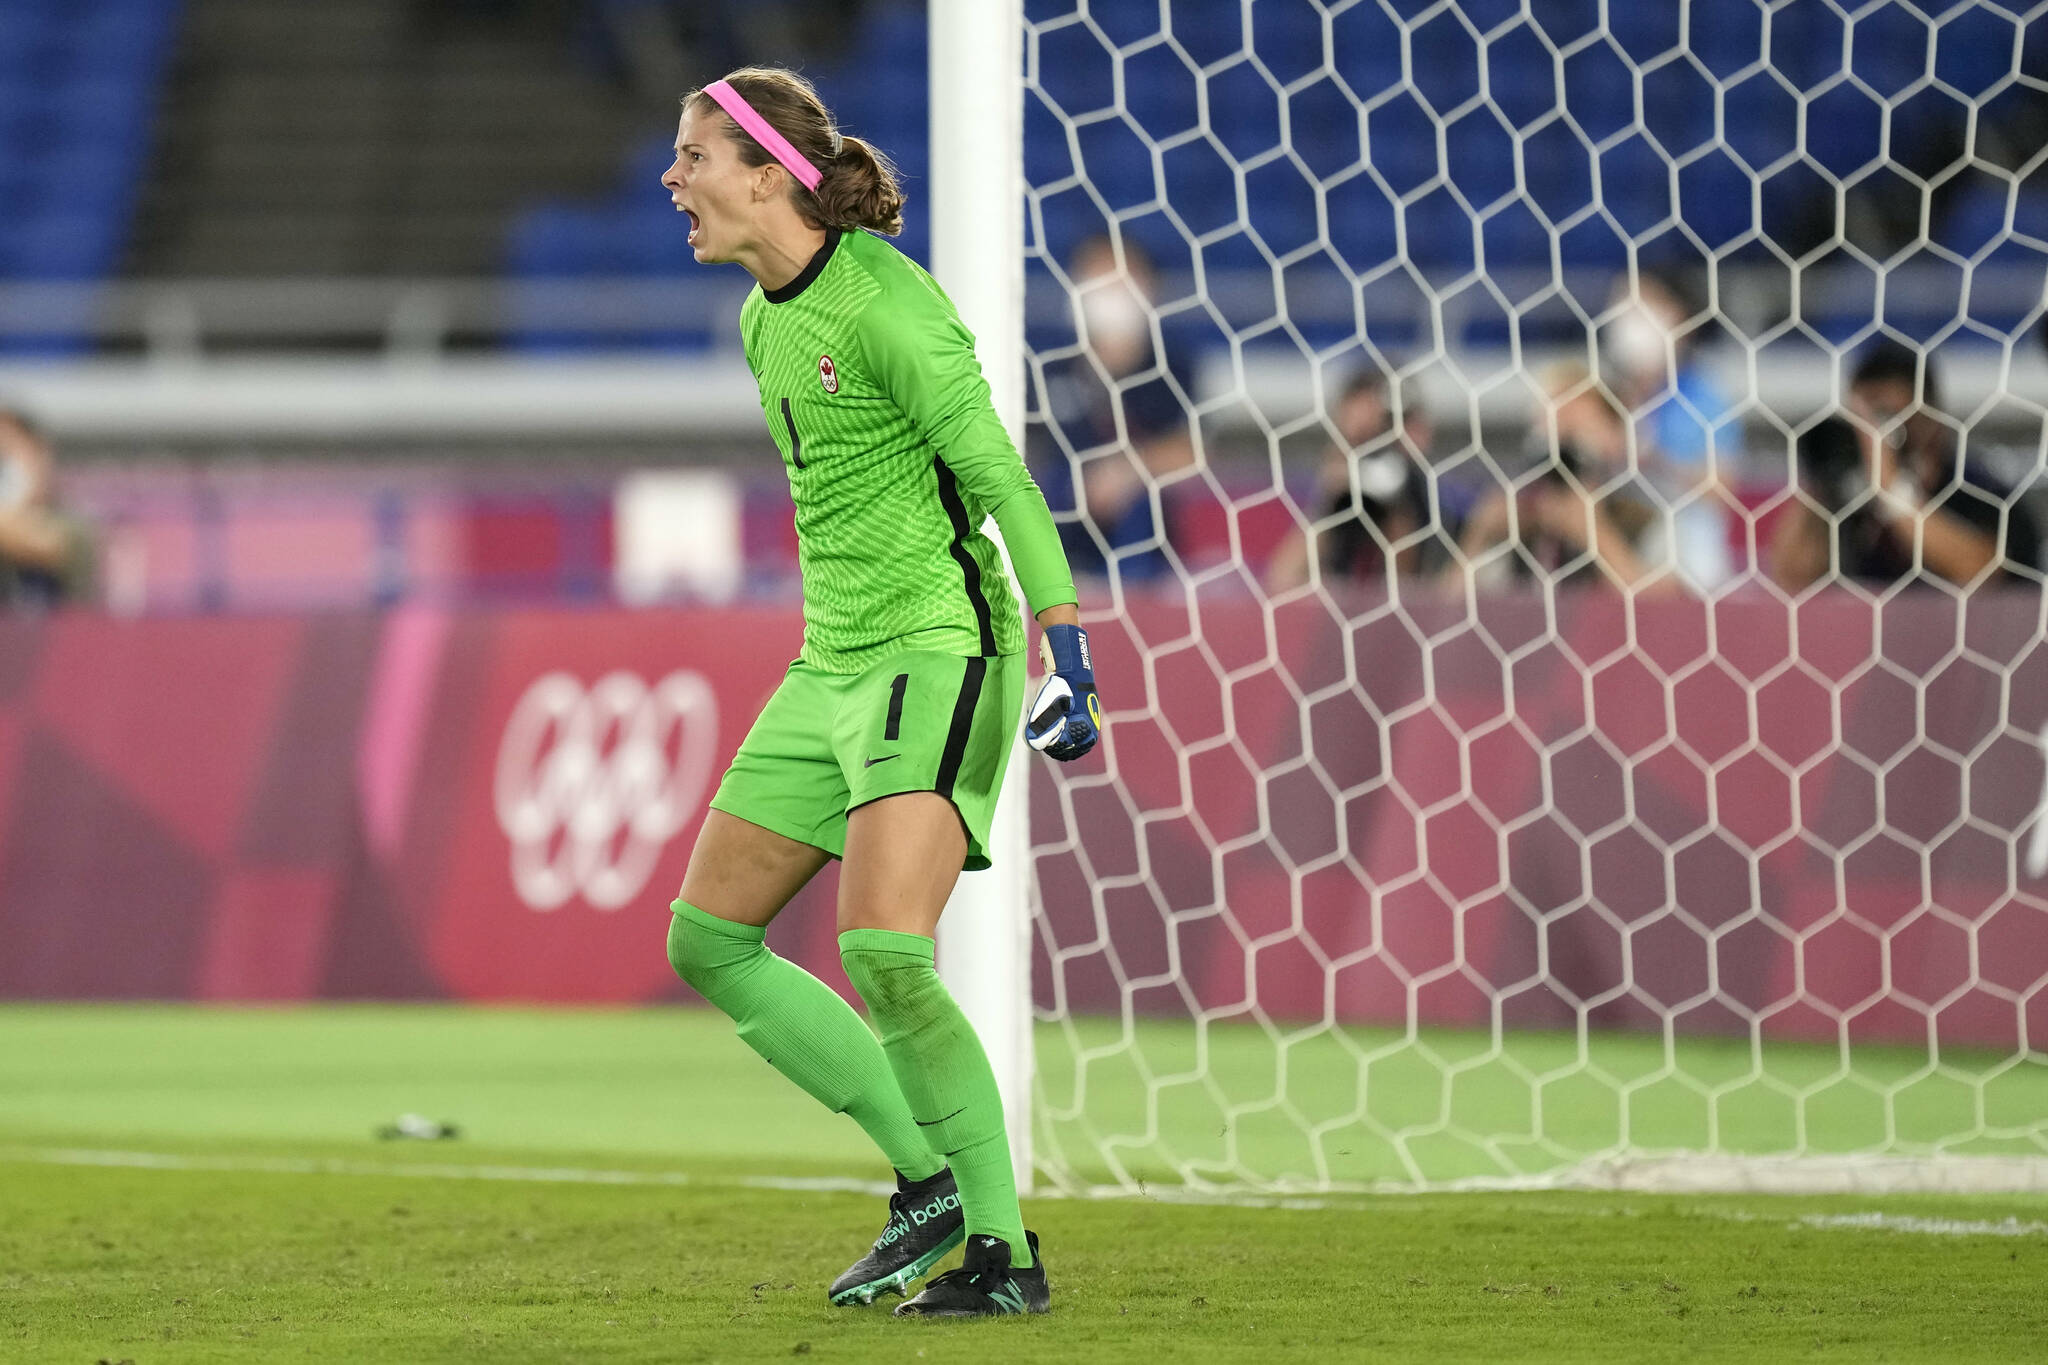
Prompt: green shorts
<box><xmin>709</xmin><ymin>650</ymin><xmax>1027</xmax><ymax>871</ymax></box>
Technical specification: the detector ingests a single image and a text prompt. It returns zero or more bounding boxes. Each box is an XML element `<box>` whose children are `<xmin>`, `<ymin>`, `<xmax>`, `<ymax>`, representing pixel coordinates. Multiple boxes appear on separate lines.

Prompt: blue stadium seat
<box><xmin>1479</xmin><ymin>199</ymin><xmax>1550</xmax><ymax>275</ymax></box>
<box><xmin>1363</xmin><ymin>92</ymin><xmax>1437</xmax><ymax>199</ymax></box>
<box><xmin>1677</xmin><ymin>153</ymin><xmax>1756</xmax><ymax>253</ymax></box>
<box><xmin>0</xmin><ymin>0</ymin><xmax>180</xmax><ymax>334</ymax></box>
<box><xmin>0</xmin><ymin>155</ymin><xmax>33</xmax><ymax>210</ymax></box>
<box><xmin>1599</xmin><ymin>136</ymin><xmax>1673</xmax><ymax>243</ymax></box>
<box><xmin>1937</xmin><ymin>183</ymin><xmax>2048</xmax><ymax>260</ymax></box>
<box><xmin>1405</xmin><ymin>189</ymin><xmax>1475</xmax><ymax>271</ymax></box>
<box><xmin>1251</xmin><ymin>0</ymin><xmax>1327</xmax><ymax>86</ymax></box>
<box><xmin>1085</xmin><ymin>0</ymin><xmax>1162</xmax><ymax>51</ymax></box>
<box><xmin>1318</xmin><ymin>173</ymin><xmax>1400</xmax><ymax>272</ymax></box>
<box><xmin>622</xmin><ymin>132</ymin><xmax>676</xmax><ymax>193</ymax></box>
<box><xmin>1804</xmin><ymin>83</ymin><xmax>1884</xmax><ymax>179</ymax></box>
<box><xmin>1160</xmin><ymin>140</ymin><xmax>1237</xmax><ymax>240</ymax></box>
<box><xmin>1409</xmin><ymin>11</ymin><xmax>1479</xmax><ymax>119</ymax></box>
<box><xmin>1443</xmin><ymin>111</ymin><xmax>1516</xmax><ymax>214</ymax></box>
<box><xmin>1166</xmin><ymin>0</ymin><xmax>1248</xmax><ymax>72</ymax></box>
<box><xmin>857</xmin><ymin>2</ymin><xmax>925</xmax><ymax>59</ymax></box>
<box><xmin>1484</xmin><ymin>26</ymin><xmax>1558</xmax><ymax>134</ymax></box>
<box><xmin>1025</xmin><ymin>95</ymin><xmax>1076</xmax><ymax>188</ymax></box>
<box><xmin>505</xmin><ymin>0</ymin><xmax>942</xmax><ymax>310</ymax></box>
<box><xmin>1330</xmin><ymin>4</ymin><xmax>1402</xmax><ymax>105</ymax></box>
<box><xmin>7</xmin><ymin>210</ymin><xmax>123</xmax><ymax>279</ymax></box>
<box><xmin>1557</xmin><ymin>214</ymin><xmax>1630</xmax><ymax>268</ymax></box>
<box><xmin>1033</xmin><ymin>17</ymin><xmax>1115</xmax><ymax>120</ymax></box>
<box><xmin>1933</xmin><ymin>5</ymin><xmax>2019</xmax><ymax>98</ymax></box>
<box><xmin>1124</xmin><ymin>45</ymin><xmax>1200</xmax><ymax>145</ymax></box>
<box><xmin>1561</xmin><ymin>43</ymin><xmax>1635</xmax><ymax>146</ymax></box>
<box><xmin>1687</xmin><ymin>1</ymin><xmax>1764</xmax><ymax>81</ymax></box>
<box><xmin>1769</xmin><ymin>0</ymin><xmax>1850</xmax><ymax>95</ymax></box>
<box><xmin>613</xmin><ymin>206</ymin><xmax>696</xmax><ymax>275</ymax></box>
<box><xmin>1847</xmin><ymin>3</ymin><xmax>1928</xmax><ymax>100</ymax></box>
<box><xmin>1289</xmin><ymin>76</ymin><xmax>1360</xmax><ymax>184</ymax></box>
<box><xmin>1205</xmin><ymin>59</ymin><xmax>1282</xmax><ymax>164</ymax></box>
<box><xmin>494</xmin><ymin>0</ymin><xmax>2048</xmax><ymax>350</ymax></box>
<box><xmin>0</xmin><ymin>83</ymin><xmax>36</xmax><ymax>147</ymax></box>
<box><xmin>1243</xmin><ymin>160</ymin><xmax>1318</xmax><ymax>260</ymax></box>
<box><xmin>1723</xmin><ymin>73</ymin><xmax>1800</xmax><ymax>175</ymax></box>
<box><xmin>1608</xmin><ymin>3</ymin><xmax>1683</xmax><ymax>66</ymax></box>
<box><xmin>1029</xmin><ymin>193</ymin><xmax>1098</xmax><ymax>271</ymax></box>
<box><xmin>1076</xmin><ymin>119</ymin><xmax>1157</xmax><ymax>214</ymax></box>
<box><xmin>53</xmin><ymin>76</ymin><xmax>155</xmax><ymax>136</ymax></box>
<box><xmin>33</xmin><ymin>144</ymin><xmax>136</xmax><ymax>220</ymax></box>
<box><xmin>506</xmin><ymin>203</ymin><xmax>612</xmax><ymax>278</ymax></box>
<box><xmin>0</xmin><ymin>36</ymin><xmax>51</xmax><ymax>88</ymax></box>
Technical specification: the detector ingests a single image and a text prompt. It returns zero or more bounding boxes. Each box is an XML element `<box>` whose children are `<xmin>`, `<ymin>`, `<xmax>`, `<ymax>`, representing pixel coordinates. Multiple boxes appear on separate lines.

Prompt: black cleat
<box><xmin>893</xmin><ymin>1231</ymin><xmax>1049</xmax><ymax>1318</ymax></box>
<box><xmin>828</xmin><ymin>1168</ymin><xmax>966</xmax><ymax>1306</ymax></box>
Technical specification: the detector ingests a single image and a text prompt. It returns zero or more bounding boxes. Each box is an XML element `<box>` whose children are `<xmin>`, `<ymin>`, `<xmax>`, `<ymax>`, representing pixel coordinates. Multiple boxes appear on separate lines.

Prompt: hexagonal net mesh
<box><xmin>1017</xmin><ymin>0</ymin><xmax>2048</xmax><ymax>1193</ymax></box>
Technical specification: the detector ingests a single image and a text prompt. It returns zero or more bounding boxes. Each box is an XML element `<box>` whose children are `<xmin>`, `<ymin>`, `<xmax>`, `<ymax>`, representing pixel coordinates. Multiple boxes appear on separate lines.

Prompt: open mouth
<box><xmin>681</xmin><ymin>207</ymin><xmax>701</xmax><ymax>243</ymax></box>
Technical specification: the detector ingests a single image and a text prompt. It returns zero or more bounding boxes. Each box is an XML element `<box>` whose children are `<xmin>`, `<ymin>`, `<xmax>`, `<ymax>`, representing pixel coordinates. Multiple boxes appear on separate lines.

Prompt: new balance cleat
<box><xmin>827</xmin><ymin>1167</ymin><xmax>966</xmax><ymax>1306</ymax></box>
<box><xmin>893</xmin><ymin>1230</ymin><xmax>1049</xmax><ymax>1318</ymax></box>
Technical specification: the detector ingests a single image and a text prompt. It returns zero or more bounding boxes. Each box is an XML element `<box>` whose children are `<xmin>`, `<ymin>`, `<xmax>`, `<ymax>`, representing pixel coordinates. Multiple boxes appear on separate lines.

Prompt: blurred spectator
<box><xmin>1449</xmin><ymin>364</ymin><xmax>1671</xmax><ymax>593</ymax></box>
<box><xmin>1601</xmin><ymin>269</ymin><xmax>1737</xmax><ymax>590</ymax></box>
<box><xmin>0</xmin><ymin>409</ymin><xmax>93</xmax><ymax>609</ymax></box>
<box><xmin>1033</xmin><ymin>236</ymin><xmax>1195</xmax><ymax>583</ymax></box>
<box><xmin>1264</xmin><ymin>367</ymin><xmax>1448</xmax><ymax>593</ymax></box>
<box><xmin>1769</xmin><ymin>343</ymin><xmax>2042</xmax><ymax>592</ymax></box>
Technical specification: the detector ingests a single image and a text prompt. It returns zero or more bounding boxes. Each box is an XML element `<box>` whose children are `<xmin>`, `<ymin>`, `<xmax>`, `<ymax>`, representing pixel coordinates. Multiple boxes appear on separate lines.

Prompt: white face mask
<box><xmin>1355</xmin><ymin>450</ymin><xmax>1409</xmax><ymax>503</ymax></box>
<box><xmin>1077</xmin><ymin>275</ymin><xmax>1149</xmax><ymax>354</ymax></box>
<box><xmin>1604</xmin><ymin>302</ymin><xmax>1670</xmax><ymax>381</ymax></box>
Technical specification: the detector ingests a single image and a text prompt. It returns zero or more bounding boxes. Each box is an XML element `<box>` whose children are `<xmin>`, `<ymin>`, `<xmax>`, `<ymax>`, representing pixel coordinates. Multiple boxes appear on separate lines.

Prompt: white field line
<box><xmin>0</xmin><ymin>1146</ymin><xmax>1421</xmax><ymax>1209</ymax></box>
<box><xmin>5</xmin><ymin>1146</ymin><xmax>2048</xmax><ymax>1237</ymax></box>
<box><xmin>1796</xmin><ymin>1212</ymin><xmax>2048</xmax><ymax>1238</ymax></box>
<box><xmin>1566</xmin><ymin>1154</ymin><xmax>2048</xmax><ymax>1195</ymax></box>
<box><xmin>0</xmin><ymin>1145</ymin><xmax>892</xmax><ymax>1198</ymax></box>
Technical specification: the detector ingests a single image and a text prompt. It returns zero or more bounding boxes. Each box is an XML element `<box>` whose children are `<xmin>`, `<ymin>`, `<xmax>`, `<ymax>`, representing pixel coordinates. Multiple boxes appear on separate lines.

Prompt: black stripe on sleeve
<box><xmin>934</xmin><ymin>656</ymin><xmax>988</xmax><ymax>800</ymax></box>
<box><xmin>780</xmin><ymin>397</ymin><xmax>805</xmax><ymax>469</ymax></box>
<box><xmin>933</xmin><ymin>457</ymin><xmax>997</xmax><ymax>656</ymax></box>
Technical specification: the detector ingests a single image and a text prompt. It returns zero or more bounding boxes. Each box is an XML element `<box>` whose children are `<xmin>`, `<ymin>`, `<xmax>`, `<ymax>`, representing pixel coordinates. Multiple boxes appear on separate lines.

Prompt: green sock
<box><xmin>667</xmin><ymin>901</ymin><xmax>942</xmax><ymax>1182</ymax></box>
<box><xmin>838</xmin><ymin>927</ymin><xmax>1031</xmax><ymax>1268</ymax></box>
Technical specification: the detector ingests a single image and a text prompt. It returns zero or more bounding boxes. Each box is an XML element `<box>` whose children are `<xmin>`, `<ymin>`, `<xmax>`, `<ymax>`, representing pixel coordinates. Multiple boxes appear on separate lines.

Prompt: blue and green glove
<box><xmin>1025</xmin><ymin>623</ymin><xmax>1101</xmax><ymax>761</ymax></box>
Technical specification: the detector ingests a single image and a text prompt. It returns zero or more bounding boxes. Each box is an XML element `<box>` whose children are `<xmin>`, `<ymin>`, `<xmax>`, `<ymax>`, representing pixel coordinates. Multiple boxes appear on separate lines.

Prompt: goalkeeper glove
<box><xmin>1025</xmin><ymin>623</ymin><xmax>1101</xmax><ymax>762</ymax></box>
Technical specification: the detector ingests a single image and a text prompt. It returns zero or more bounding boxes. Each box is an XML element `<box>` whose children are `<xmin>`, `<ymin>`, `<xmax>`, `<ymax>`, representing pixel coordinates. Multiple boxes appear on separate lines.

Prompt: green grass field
<box><xmin>3</xmin><ymin>1005</ymin><xmax>2045</xmax><ymax>1363</ymax></box>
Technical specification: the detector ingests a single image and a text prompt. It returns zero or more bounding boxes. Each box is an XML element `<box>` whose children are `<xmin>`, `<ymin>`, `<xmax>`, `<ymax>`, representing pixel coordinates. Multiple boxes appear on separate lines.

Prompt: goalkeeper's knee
<box><xmin>665</xmin><ymin>898</ymin><xmax>769</xmax><ymax>1004</ymax></box>
<box><xmin>838</xmin><ymin>930</ymin><xmax>946</xmax><ymax>1035</ymax></box>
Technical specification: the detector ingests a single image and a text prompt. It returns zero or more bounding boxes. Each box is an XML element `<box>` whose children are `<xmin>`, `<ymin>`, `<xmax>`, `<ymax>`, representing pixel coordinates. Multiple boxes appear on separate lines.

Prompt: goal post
<box><xmin>930</xmin><ymin>0</ymin><xmax>1035</xmax><ymax>1189</ymax></box>
<box><xmin>950</xmin><ymin>1</ymin><xmax>2048</xmax><ymax>1196</ymax></box>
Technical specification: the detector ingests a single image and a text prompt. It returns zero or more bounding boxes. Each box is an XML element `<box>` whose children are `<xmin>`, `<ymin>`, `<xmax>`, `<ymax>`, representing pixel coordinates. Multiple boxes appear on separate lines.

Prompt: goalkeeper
<box><xmin>658</xmin><ymin>66</ymin><xmax>1099</xmax><ymax>1319</ymax></box>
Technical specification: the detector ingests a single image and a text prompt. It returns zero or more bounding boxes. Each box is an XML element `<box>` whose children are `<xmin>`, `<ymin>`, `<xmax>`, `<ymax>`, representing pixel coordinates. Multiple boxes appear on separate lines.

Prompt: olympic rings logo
<box><xmin>493</xmin><ymin>670</ymin><xmax>719</xmax><ymax>911</ymax></box>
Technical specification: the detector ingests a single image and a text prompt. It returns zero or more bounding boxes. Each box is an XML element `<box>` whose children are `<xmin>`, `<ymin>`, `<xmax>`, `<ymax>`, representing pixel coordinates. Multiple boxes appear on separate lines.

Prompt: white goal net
<box><xmin>1010</xmin><ymin>0</ymin><xmax>2048</xmax><ymax>1194</ymax></box>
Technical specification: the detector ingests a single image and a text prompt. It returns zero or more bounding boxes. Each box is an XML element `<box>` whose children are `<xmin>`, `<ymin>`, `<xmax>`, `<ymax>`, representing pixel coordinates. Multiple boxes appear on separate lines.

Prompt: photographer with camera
<box><xmin>1447</xmin><ymin>363</ymin><xmax>1674</xmax><ymax>595</ymax></box>
<box><xmin>1263</xmin><ymin>367</ymin><xmax>1448</xmax><ymax>594</ymax></box>
<box><xmin>1769</xmin><ymin>344</ymin><xmax>2040</xmax><ymax>593</ymax></box>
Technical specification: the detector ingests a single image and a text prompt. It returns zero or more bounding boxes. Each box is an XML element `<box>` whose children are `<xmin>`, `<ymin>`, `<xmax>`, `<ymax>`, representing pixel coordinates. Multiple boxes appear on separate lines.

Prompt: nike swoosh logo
<box><xmin>915</xmin><ymin>1106</ymin><xmax>966</xmax><ymax>1128</ymax></box>
<box><xmin>863</xmin><ymin>754</ymin><xmax>901</xmax><ymax>768</ymax></box>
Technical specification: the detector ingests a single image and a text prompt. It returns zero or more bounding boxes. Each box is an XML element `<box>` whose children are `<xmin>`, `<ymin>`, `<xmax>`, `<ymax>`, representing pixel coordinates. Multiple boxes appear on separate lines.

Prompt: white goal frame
<box><xmin>931</xmin><ymin>0</ymin><xmax>1036</xmax><ymax>1190</ymax></box>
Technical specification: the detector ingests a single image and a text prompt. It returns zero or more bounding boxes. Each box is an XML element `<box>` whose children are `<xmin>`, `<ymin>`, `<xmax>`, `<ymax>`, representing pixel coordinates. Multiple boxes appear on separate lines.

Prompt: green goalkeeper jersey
<box><xmin>739</xmin><ymin>228</ymin><xmax>1075</xmax><ymax>674</ymax></box>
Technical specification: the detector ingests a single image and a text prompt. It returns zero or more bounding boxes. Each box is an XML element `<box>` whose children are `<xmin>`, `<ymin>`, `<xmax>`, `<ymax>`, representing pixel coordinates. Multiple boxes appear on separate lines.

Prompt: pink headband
<box><xmin>703</xmin><ymin>79</ymin><xmax>823</xmax><ymax>193</ymax></box>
